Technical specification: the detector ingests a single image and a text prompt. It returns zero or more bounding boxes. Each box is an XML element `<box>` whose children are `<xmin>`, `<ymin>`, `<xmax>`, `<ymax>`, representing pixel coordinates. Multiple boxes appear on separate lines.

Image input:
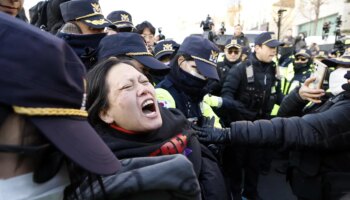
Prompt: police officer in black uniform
<box><xmin>57</xmin><ymin>0</ymin><xmax>112</xmax><ymax>70</ymax></box>
<box><xmin>219</xmin><ymin>32</ymin><xmax>284</xmax><ymax>200</ymax></box>
<box><xmin>209</xmin><ymin>39</ymin><xmax>243</xmax><ymax>96</ymax></box>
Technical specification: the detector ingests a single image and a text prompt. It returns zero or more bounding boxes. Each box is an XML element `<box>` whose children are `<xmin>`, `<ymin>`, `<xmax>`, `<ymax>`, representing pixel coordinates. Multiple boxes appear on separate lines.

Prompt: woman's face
<box><xmin>100</xmin><ymin>63</ymin><xmax>162</xmax><ymax>132</ymax></box>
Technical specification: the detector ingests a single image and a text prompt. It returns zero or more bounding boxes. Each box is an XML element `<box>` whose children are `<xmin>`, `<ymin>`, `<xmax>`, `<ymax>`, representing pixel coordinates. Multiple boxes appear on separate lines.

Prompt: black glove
<box><xmin>196</xmin><ymin>116</ymin><xmax>215</xmax><ymax>128</ymax></box>
<box><xmin>192</xmin><ymin>124</ymin><xmax>231</xmax><ymax>144</ymax></box>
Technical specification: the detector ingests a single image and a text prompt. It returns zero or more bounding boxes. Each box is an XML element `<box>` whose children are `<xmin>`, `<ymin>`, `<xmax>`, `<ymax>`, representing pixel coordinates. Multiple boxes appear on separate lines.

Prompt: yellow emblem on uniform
<box><xmin>231</xmin><ymin>40</ymin><xmax>237</xmax><ymax>45</ymax></box>
<box><xmin>91</xmin><ymin>3</ymin><xmax>101</xmax><ymax>13</ymax></box>
<box><xmin>209</xmin><ymin>50</ymin><xmax>219</xmax><ymax>63</ymax></box>
<box><xmin>163</xmin><ymin>44</ymin><xmax>173</xmax><ymax>51</ymax></box>
<box><xmin>300</xmin><ymin>49</ymin><xmax>306</xmax><ymax>54</ymax></box>
<box><xmin>85</xmin><ymin>19</ymin><xmax>108</xmax><ymax>25</ymax></box>
<box><xmin>121</xmin><ymin>14</ymin><xmax>130</xmax><ymax>22</ymax></box>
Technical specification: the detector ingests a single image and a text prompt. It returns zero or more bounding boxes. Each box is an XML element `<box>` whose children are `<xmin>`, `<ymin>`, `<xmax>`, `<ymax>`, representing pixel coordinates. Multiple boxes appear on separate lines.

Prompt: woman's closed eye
<box><xmin>120</xmin><ymin>83</ymin><xmax>133</xmax><ymax>90</ymax></box>
<box><xmin>140</xmin><ymin>79</ymin><xmax>150</xmax><ymax>85</ymax></box>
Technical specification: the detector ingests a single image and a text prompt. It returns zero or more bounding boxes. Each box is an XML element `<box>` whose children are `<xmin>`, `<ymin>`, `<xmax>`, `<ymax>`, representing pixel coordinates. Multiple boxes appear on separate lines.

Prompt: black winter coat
<box><xmin>221</xmin><ymin>53</ymin><xmax>283</xmax><ymax>121</ymax></box>
<box><xmin>228</xmin><ymin>88</ymin><xmax>350</xmax><ymax>199</ymax></box>
<box><xmin>207</xmin><ymin>57</ymin><xmax>240</xmax><ymax>96</ymax></box>
<box><xmin>95</xmin><ymin>107</ymin><xmax>228</xmax><ymax>200</ymax></box>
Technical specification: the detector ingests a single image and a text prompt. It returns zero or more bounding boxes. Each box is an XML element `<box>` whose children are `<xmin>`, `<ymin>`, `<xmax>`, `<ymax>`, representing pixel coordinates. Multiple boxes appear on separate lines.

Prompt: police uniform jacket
<box><xmin>207</xmin><ymin>57</ymin><xmax>241</xmax><ymax>96</ymax></box>
<box><xmin>221</xmin><ymin>53</ymin><xmax>283</xmax><ymax>121</ymax></box>
<box><xmin>227</xmin><ymin>88</ymin><xmax>350</xmax><ymax>200</ymax></box>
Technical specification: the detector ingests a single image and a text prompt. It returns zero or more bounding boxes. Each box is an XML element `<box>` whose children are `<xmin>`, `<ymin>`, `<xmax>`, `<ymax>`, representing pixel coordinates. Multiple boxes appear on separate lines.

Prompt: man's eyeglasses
<box><xmin>228</xmin><ymin>49</ymin><xmax>241</xmax><ymax>55</ymax></box>
<box><xmin>295</xmin><ymin>57</ymin><xmax>308</xmax><ymax>62</ymax></box>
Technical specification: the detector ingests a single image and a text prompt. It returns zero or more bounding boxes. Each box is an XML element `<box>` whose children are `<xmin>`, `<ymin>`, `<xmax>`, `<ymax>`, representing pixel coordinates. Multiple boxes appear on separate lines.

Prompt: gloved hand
<box><xmin>192</xmin><ymin>124</ymin><xmax>231</xmax><ymax>144</ymax></box>
<box><xmin>203</xmin><ymin>94</ymin><xmax>223</xmax><ymax>108</ymax></box>
<box><xmin>197</xmin><ymin>116</ymin><xmax>215</xmax><ymax>128</ymax></box>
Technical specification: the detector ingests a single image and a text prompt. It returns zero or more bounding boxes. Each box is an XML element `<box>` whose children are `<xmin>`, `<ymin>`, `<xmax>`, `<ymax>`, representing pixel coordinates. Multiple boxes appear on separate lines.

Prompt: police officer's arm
<box><xmin>194</xmin><ymin>99</ymin><xmax>350</xmax><ymax>150</ymax></box>
<box><xmin>275</xmin><ymin>79</ymin><xmax>285</xmax><ymax>105</ymax></box>
<box><xmin>220</xmin><ymin>63</ymin><xmax>255</xmax><ymax>118</ymax></box>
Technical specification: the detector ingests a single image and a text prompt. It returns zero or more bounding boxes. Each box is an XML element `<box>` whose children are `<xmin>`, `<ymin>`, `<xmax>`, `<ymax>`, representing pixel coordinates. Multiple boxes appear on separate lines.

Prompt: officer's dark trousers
<box><xmin>223</xmin><ymin>146</ymin><xmax>262</xmax><ymax>200</ymax></box>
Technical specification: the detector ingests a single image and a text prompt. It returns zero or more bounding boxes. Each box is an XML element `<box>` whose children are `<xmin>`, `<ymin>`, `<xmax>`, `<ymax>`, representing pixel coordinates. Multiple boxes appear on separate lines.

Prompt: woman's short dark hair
<box><xmin>86</xmin><ymin>57</ymin><xmax>137</xmax><ymax>126</ymax></box>
<box><xmin>135</xmin><ymin>21</ymin><xmax>155</xmax><ymax>35</ymax></box>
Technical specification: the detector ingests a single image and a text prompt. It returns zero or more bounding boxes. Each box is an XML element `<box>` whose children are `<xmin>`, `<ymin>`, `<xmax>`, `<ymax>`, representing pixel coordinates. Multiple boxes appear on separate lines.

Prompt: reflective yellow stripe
<box><xmin>13</xmin><ymin>106</ymin><xmax>88</xmax><ymax>117</ymax></box>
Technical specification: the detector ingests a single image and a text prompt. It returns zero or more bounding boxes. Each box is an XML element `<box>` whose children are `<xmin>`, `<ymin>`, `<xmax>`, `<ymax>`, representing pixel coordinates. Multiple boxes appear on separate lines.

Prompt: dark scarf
<box><xmin>223</xmin><ymin>56</ymin><xmax>240</xmax><ymax>68</ymax></box>
<box><xmin>56</xmin><ymin>32</ymin><xmax>106</xmax><ymax>70</ymax></box>
<box><xmin>168</xmin><ymin>65</ymin><xmax>208</xmax><ymax>102</ymax></box>
<box><xmin>94</xmin><ymin>107</ymin><xmax>202</xmax><ymax>174</ymax></box>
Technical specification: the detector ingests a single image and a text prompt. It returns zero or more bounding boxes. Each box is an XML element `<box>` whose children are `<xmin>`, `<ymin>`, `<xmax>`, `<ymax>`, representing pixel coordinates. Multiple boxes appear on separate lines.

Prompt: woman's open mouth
<box><xmin>141</xmin><ymin>99</ymin><xmax>157</xmax><ymax>116</ymax></box>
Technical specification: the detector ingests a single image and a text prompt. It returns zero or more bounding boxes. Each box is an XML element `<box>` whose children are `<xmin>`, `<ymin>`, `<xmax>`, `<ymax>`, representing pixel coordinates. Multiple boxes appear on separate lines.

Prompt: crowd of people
<box><xmin>1</xmin><ymin>0</ymin><xmax>350</xmax><ymax>200</ymax></box>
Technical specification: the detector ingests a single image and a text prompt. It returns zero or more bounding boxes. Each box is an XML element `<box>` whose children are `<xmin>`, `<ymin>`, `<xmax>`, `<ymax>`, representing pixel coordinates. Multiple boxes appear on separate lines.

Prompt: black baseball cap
<box><xmin>60</xmin><ymin>0</ymin><xmax>112</xmax><ymax>29</ymax></box>
<box><xmin>322</xmin><ymin>53</ymin><xmax>350</xmax><ymax>66</ymax></box>
<box><xmin>0</xmin><ymin>13</ymin><xmax>120</xmax><ymax>175</ymax></box>
<box><xmin>254</xmin><ymin>32</ymin><xmax>284</xmax><ymax>47</ymax></box>
<box><xmin>177</xmin><ymin>36</ymin><xmax>220</xmax><ymax>80</ymax></box>
<box><xmin>98</xmin><ymin>32</ymin><xmax>169</xmax><ymax>70</ymax></box>
<box><xmin>107</xmin><ymin>10</ymin><xmax>134</xmax><ymax>29</ymax></box>
<box><xmin>225</xmin><ymin>39</ymin><xmax>242</xmax><ymax>49</ymax></box>
<box><xmin>154</xmin><ymin>40</ymin><xmax>180</xmax><ymax>60</ymax></box>
<box><xmin>295</xmin><ymin>48</ymin><xmax>312</xmax><ymax>58</ymax></box>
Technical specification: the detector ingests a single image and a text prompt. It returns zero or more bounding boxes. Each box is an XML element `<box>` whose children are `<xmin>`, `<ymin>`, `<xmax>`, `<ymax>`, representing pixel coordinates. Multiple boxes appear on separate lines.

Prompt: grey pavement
<box><xmin>258</xmin><ymin>159</ymin><xmax>297</xmax><ymax>200</ymax></box>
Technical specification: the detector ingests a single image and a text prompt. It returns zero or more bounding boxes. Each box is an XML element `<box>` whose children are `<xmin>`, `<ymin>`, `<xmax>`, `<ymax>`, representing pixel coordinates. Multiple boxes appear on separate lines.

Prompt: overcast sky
<box><xmin>24</xmin><ymin>0</ymin><xmax>233</xmax><ymax>42</ymax></box>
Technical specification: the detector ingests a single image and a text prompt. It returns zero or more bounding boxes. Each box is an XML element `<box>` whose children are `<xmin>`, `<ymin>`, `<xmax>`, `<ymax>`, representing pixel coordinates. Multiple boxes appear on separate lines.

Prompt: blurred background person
<box><xmin>136</xmin><ymin>20</ymin><xmax>156</xmax><ymax>54</ymax></box>
<box><xmin>232</xmin><ymin>24</ymin><xmax>249</xmax><ymax>47</ymax></box>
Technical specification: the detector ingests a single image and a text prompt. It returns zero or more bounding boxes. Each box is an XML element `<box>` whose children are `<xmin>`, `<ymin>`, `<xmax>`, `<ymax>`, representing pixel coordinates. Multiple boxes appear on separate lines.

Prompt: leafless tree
<box><xmin>299</xmin><ymin>0</ymin><xmax>328</xmax><ymax>35</ymax></box>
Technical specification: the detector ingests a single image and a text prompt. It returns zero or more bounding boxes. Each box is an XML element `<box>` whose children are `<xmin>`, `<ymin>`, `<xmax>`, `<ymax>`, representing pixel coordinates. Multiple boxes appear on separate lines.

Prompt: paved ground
<box><xmin>258</xmin><ymin>159</ymin><xmax>297</xmax><ymax>200</ymax></box>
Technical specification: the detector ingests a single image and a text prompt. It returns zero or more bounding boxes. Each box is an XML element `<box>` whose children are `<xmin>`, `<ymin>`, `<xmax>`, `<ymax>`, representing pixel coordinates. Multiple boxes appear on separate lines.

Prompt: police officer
<box><xmin>105</xmin><ymin>10</ymin><xmax>134</xmax><ymax>35</ymax></box>
<box><xmin>208</xmin><ymin>39</ymin><xmax>243</xmax><ymax>96</ymax></box>
<box><xmin>0</xmin><ymin>12</ymin><xmax>120</xmax><ymax>199</ymax></box>
<box><xmin>155</xmin><ymin>35</ymin><xmax>222</xmax><ymax>128</ymax></box>
<box><xmin>57</xmin><ymin>0</ymin><xmax>112</xmax><ymax>70</ymax></box>
<box><xmin>282</xmin><ymin>49</ymin><xmax>313</xmax><ymax>95</ymax></box>
<box><xmin>218</xmin><ymin>32</ymin><xmax>284</xmax><ymax>200</ymax></box>
<box><xmin>152</xmin><ymin>40</ymin><xmax>180</xmax><ymax>84</ymax></box>
<box><xmin>97</xmin><ymin>32</ymin><xmax>169</xmax><ymax>83</ymax></box>
<box><xmin>155</xmin><ymin>35</ymin><xmax>227</xmax><ymax>200</ymax></box>
<box><xmin>154</xmin><ymin>40</ymin><xmax>180</xmax><ymax>65</ymax></box>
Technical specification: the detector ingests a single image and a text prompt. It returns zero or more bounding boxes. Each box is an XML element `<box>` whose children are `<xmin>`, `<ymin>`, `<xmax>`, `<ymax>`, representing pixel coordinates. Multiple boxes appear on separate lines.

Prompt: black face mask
<box><xmin>169</xmin><ymin>66</ymin><xmax>208</xmax><ymax>101</ymax></box>
<box><xmin>293</xmin><ymin>62</ymin><xmax>309</xmax><ymax>72</ymax></box>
